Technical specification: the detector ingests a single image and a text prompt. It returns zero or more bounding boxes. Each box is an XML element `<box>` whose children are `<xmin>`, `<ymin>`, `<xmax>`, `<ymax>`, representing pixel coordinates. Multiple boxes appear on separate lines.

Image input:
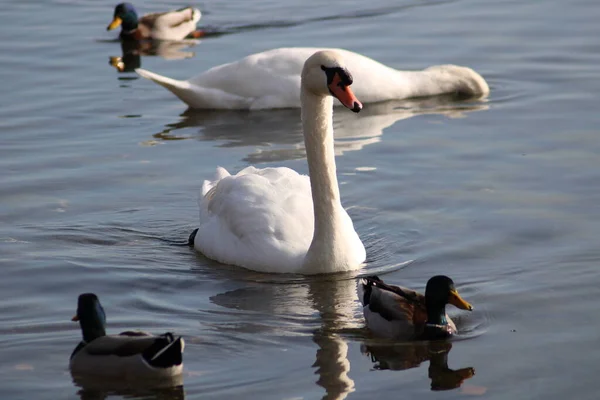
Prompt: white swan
<box><xmin>136</xmin><ymin>47</ymin><xmax>489</xmax><ymax>110</ymax></box>
<box><xmin>191</xmin><ymin>50</ymin><xmax>366</xmax><ymax>274</ymax></box>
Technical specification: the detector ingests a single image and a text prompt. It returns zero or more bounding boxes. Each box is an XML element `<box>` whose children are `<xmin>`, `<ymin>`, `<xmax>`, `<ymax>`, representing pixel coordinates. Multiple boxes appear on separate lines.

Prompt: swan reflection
<box><xmin>152</xmin><ymin>95</ymin><xmax>489</xmax><ymax>163</ymax></box>
<box><xmin>361</xmin><ymin>340</ymin><xmax>475</xmax><ymax>391</ymax></box>
<box><xmin>72</xmin><ymin>373</ymin><xmax>184</xmax><ymax>400</ymax></box>
<box><xmin>210</xmin><ymin>273</ymin><xmax>361</xmax><ymax>400</ymax></box>
<box><xmin>308</xmin><ymin>276</ymin><xmax>362</xmax><ymax>400</ymax></box>
<box><xmin>109</xmin><ymin>39</ymin><xmax>199</xmax><ymax>73</ymax></box>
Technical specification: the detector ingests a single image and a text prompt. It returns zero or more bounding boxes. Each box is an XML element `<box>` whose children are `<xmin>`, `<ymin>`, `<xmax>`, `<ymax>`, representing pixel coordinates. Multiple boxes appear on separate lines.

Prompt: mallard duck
<box><xmin>135</xmin><ymin>47</ymin><xmax>489</xmax><ymax>110</ymax></box>
<box><xmin>358</xmin><ymin>275</ymin><xmax>473</xmax><ymax>340</ymax></box>
<box><xmin>107</xmin><ymin>3</ymin><xmax>202</xmax><ymax>41</ymax></box>
<box><xmin>70</xmin><ymin>293</ymin><xmax>184</xmax><ymax>378</ymax></box>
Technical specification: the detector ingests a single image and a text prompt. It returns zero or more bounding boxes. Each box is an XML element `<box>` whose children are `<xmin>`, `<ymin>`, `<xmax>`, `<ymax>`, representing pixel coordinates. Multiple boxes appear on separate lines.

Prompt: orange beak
<box><xmin>328</xmin><ymin>73</ymin><xmax>362</xmax><ymax>113</ymax></box>
<box><xmin>449</xmin><ymin>289</ymin><xmax>473</xmax><ymax>311</ymax></box>
<box><xmin>71</xmin><ymin>314</ymin><xmax>79</xmax><ymax>322</ymax></box>
<box><xmin>107</xmin><ymin>16</ymin><xmax>123</xmax><ymax>31</ymax></box>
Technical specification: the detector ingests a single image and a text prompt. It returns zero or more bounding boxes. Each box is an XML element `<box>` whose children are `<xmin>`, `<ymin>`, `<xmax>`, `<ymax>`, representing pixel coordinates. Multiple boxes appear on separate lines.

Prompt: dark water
<box><xmin>1</xmin><ymin>0</ymin><xmax>600</xmax><ymax>398</ymax></box>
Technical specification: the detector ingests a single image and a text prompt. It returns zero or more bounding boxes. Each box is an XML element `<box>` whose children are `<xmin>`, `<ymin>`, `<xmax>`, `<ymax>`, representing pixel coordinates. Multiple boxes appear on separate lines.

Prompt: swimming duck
<box><xmin>135</xmin><ymin>47</ymin><xmax>489</xmax><ymax>110</ymax></box>
<box><xmin>70</xmin><ymin>293</ymin><xmax>184</xmax><ymax>378</ymax></box>
<box><xmin>357</xmin><ymin>275</ymin><xmax>473</xmax><ymax>340</ymax></box>
<box><xmin>107</xmin><ymin>3</ymin><xmax>202</xmax><ymax>41</ymax></box>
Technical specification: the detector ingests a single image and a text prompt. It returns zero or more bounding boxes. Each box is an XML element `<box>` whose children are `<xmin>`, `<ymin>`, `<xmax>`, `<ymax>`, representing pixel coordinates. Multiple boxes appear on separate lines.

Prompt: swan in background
<box><xmin>136</xmin><ymin>47</ymin><xmax>489</xmax><ymax>110</ymax></box>
<box><xmin>107</xmin><ymin>3</ymin><xmax>202</xmax><ymax>41</ymax></box>
<box><xmin>190</xmin><ymin>50</ymin><xmax>366</xmax><ymax>274</ymax></box>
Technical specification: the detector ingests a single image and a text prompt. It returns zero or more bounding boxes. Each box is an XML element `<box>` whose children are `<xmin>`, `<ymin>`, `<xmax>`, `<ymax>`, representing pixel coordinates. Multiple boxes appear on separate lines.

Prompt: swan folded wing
<box><xmin>196</xmin><ymin>167</ymin><xmax>314</xmax><ymax>271</ymax></box>
<box><xmin>201</xmin><ymin>166</ymin><xmax>230</xmax><ymax>198</ymax></box>
<box><xmin>190</xmin><ymin>50</ymin><xmax>310</xmax><ymax>109</ymax></box>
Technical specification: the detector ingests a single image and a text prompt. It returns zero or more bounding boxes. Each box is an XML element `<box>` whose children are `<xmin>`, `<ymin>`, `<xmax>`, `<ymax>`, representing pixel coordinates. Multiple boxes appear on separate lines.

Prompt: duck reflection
<box><xmin>209</xmin><ymin>273</ymin><xmax>360</xmax><ymax>400</ymax></box>
<box><xmin>152</xmin><ymin>95</ymin><xmax>489</xmax><ymax>163</ymax></box>
<box><xmin>109</xmin><ymin>38</ymin><xmax>199</xmax><ymax>73</ymax></box>
<box><xmin>72</xmin><ymin>374</ymin><xmax>184</xmax><ymax>400</ymax></box>
<box><xmin>361</xmin><ymin>340</ymin><xmax>475</xmax><ymax>391</ymax></box>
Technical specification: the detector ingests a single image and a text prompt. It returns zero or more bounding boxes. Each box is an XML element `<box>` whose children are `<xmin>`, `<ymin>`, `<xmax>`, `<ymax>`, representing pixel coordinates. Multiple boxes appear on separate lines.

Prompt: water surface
<box><xmin>1</xmin><ymin>0</ymin><xmax>600</xmax><ymax>399</ymax></box>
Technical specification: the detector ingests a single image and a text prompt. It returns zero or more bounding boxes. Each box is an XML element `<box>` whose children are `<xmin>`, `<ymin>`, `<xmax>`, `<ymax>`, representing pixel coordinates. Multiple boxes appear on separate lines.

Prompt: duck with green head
<box><xmin>107</xmin><ymin>3</ymin><xmax>203</xmax><ymax>41</ymax></box>
<box><xmin>70</xmin><ymin>293</ymin><xmax>184</xmax><ymax>378</ymax></box>
<box><xmin>357</xmin><ymin>275</ymin><xmax>473</xmax><ymax>340</ymax></box>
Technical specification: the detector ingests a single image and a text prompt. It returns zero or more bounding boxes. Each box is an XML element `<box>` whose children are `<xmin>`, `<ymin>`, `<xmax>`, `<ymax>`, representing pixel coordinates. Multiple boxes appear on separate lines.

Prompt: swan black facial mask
<box><xmin>321</xmin><ymin>65</ymin><xmax>362</xmax><ymax>113</ymax></box>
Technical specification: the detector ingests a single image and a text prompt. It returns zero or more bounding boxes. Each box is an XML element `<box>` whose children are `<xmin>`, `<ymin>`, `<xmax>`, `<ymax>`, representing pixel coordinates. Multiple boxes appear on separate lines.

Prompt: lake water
<box><xmin>2</xmin><ymin>0</ymin><xmax>600</xmax><ymax>398</ymax></box>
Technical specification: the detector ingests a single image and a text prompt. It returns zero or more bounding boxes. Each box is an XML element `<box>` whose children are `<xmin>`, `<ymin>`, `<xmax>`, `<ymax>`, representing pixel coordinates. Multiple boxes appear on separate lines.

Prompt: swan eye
<box><xmin>321</xmin><ymin>66</ymin><xmax>353</xmax><ymax>86</ymax></box>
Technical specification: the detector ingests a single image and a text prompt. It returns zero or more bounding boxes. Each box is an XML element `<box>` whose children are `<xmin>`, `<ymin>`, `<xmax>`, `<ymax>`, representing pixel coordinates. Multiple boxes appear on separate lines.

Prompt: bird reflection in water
<box><xmin>361</xmin><ymin>340</ymin><xmax>475</xmax><ymax>391</ymax></box>
<box><xmin>108</xmin><ymin>38</ymin><xmax>200</xmax><ymax>73</ymax></box>
<box><xmin>108</xmin><ymin>23</ymin><xmax>226</xmax><ymax>73</ymax></box>
<box><xmin>209</xmin><ymin>273</ymin><xmax>361</xmax><ymax>400</ymax></box>
<box><xmin>72</xmin><ymin>373</ymin><xmax>184</xmax><ymax>400</ymax></box>
<box><xmin>308</xmin><ymin>276</ymin><xmax>362</xmax><ymax>400</ymax></box>
<box><xmin>149</xmin><ymin>95</ymin><xmax>489</xmax><ymax>163</ymax></box>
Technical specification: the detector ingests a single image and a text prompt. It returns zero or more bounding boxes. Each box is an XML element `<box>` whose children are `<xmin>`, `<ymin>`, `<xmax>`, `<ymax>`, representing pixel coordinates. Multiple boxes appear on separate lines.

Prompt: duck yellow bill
<box><xmin>71</xmin><ymin>314</ymin><xmax>79</xmax><ymax>322</ymax></box>
<box><xmin>107</xmin><ymin>16</ymin><xmax>122</xmax><ymax>31</ymax></box>
<box><xmin>449</xmin><ymin>290</ymin><xmax>473</xmax><ymax>311</ymax></box>
<box><xmin>328</xmin><ymin>73</ymin><xmax>362</xmax><ymax>112</ymax></box>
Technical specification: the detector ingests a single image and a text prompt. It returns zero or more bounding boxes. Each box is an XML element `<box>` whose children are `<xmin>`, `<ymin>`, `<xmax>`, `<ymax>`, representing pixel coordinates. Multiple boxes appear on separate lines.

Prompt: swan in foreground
<box><xmin>136</xmin><ymin>47</ymin><xmax>489</xmax><ymax>109</ymax></box>
<box><xmin>70</xmin><ymin>293</ymin><xmax>184</xmax><ymax>378</ymax></box>
<box><xmin>358</xmin><ymin>275</ymin><xmax>473</xmax><ymax>340</ymax></box>
<box><xmin>190</xmin><ymin>50</ymin><xmax>366</xmax><ymax>274</ymax></box>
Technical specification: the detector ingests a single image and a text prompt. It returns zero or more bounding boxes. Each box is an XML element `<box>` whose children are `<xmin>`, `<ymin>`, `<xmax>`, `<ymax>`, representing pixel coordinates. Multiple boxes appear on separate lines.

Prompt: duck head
<box><xmin>424</xmin><ymin>275</ymin><xmax>472</xmax><ymax>336</ymax></box>
<box><xmin>72</xmin><ymin>293</ymin><xmax>107</xmax><ymax>343</ymax></box>
<box><xmin>107</xmin><ymin>3</ymin><xmax>139</xmax><ymax>32</ymax></box>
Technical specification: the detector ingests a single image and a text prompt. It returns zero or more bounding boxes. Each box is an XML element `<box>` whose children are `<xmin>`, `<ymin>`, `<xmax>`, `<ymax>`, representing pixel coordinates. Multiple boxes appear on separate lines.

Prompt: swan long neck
<box><xmin>376</xmin><ymin>69</ymin><xmax>440</xmax><ymax>99</ymax></box>
<box><xmin>301</xmin><ymin>88</ymin><xmax>342</xmax><ymax>233</ymax></box>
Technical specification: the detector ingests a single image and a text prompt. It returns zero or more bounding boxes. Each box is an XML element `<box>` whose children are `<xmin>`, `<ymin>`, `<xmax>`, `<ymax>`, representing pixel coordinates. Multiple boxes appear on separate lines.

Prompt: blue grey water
<box><xmin>1</xmin><ymin>0</ymin><xmax>600</xmax><ymax>398</ymax></box>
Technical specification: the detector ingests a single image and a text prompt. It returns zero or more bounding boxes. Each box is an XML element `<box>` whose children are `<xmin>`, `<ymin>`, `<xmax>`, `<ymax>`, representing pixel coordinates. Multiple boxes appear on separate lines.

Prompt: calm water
<box><xmin>2</xmin><ymin>0</ymin><xmax>600</xmax><ymax>398</ymax></box>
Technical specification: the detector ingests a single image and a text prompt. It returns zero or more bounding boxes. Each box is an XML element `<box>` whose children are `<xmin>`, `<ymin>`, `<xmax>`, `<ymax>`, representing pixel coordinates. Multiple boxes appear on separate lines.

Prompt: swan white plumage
<box><xmin>136</xmin><ymin>47</ymin><xmax>489</xmax><ymax>110</ymax></box>
<box><xmin>191</xmin><ymin>50</ymin><xmax>366</xmax><ymax>274</ymax></box>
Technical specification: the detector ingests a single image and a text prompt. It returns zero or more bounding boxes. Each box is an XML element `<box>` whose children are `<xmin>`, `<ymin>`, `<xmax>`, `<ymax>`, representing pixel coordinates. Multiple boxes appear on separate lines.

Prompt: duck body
<box><xmin>357</xmin><ymin>275</ymin><xmax>473</xmax><ymax>340</ymax></box>
<box><xmin>136</xmin><ymin>47</ymin><xmax>489</xmax><ymax>110</ymax></box>
<box><xmin>192</xmin><ymin>51</ymin><xmax>367</xmax><ymax>274</ymax></box>
<box><xmin>108</xmin><ymin>3</ymin><xmax>202</xmax><ymax>41</ymax></box>
<box><xmin>70</xmin><ymin>294</ymin><xmax>184</xmax><ymax>379</ymax></box>
<box><xmin>70</xmin><ymin>332</ymin><xmax>184</xmax><ymax>378</ymax></box>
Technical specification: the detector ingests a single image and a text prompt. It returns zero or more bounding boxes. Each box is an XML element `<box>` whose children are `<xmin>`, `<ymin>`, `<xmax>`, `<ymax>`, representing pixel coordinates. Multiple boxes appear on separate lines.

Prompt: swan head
<box><xmin>302</xmin><ymin>51</ymin><xmax>363</xmax><ymax>113</ymax></box>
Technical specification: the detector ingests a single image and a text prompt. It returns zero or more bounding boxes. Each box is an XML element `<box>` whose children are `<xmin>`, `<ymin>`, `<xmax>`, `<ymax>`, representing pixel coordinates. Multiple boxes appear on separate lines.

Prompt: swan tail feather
<box><xmin>201</xmin><ymin>167</ymin><xmax>230</xmax><ymax>197</ymax></box>
<box><xmin>136</xmin><ymin>68</ymin><xmax>251</xmax><ymax>109</ymax></box>
<box><xmin>135</xmin><ymin>68</ymin><xmax>186</xmax><ymax>88</ymax></box>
